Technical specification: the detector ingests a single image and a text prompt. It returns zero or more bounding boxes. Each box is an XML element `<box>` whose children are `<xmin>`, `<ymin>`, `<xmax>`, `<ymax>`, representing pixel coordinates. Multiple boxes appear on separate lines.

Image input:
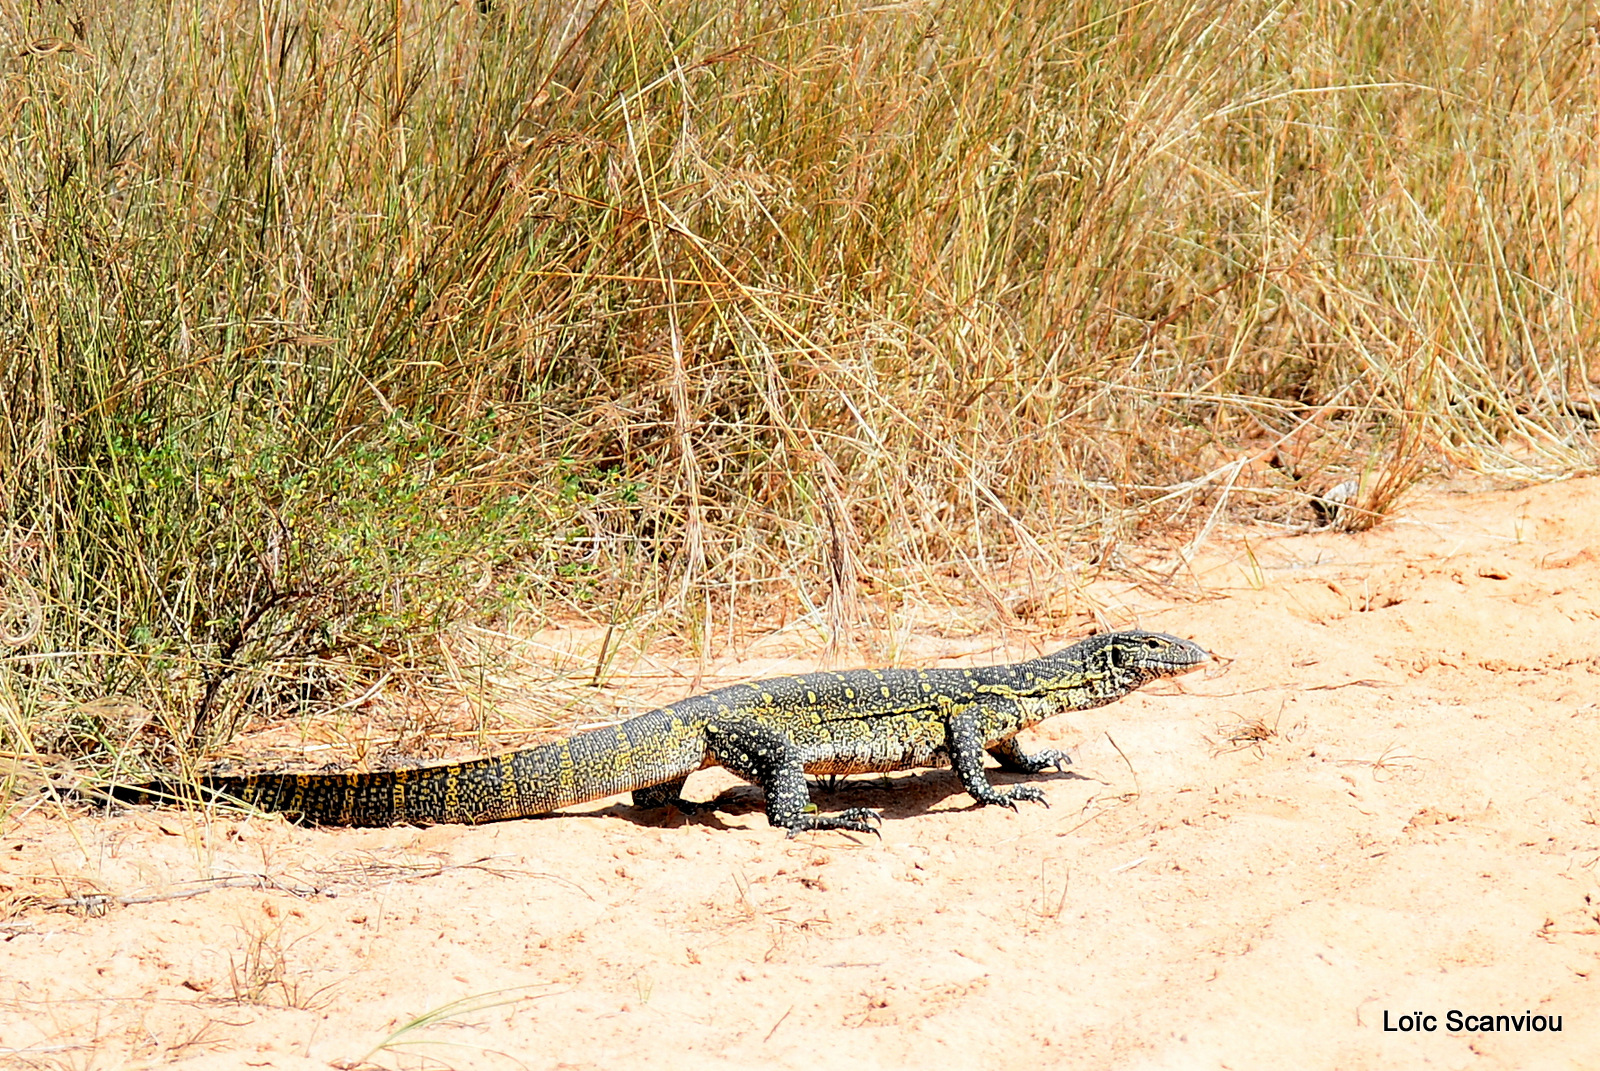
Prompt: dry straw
<box><xmin>0</xmin><ymin>0</ymin><xmax>1595</xmax><ymax>780</ymax></box>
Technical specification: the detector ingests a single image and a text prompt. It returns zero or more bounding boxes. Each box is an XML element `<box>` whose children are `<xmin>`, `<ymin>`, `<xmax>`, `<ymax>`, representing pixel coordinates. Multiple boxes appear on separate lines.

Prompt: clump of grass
<box><xmin>227</xmin><ymin>915</ymin><xmax>335</xmax><ymax>1009</ymax></box>
<box><xmin>0</xmin><ymin>0</ymin><xmax>1595</xmax><ymax>787</ymax></box>
<box><xmin>1211</xmin><ymin>709</ymin><xmax>1289</xmax><ymax>758</ymax></box>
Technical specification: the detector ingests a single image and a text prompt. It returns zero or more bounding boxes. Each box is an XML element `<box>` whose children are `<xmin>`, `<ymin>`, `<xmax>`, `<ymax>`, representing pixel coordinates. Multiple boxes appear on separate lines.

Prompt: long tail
<box><xmin>98</xmin><ymin>710</ymin><xmax>709</xmax><ymax>827</ymax></box>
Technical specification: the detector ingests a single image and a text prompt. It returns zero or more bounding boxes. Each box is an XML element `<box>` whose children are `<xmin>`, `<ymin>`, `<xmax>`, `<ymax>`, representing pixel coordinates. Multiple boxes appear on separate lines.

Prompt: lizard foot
<box><xmin>1028</xmin><ymin>749</ymin><xmax>1073</xmax><ymax>773</ymax></box>
<box><xmin>987</xmin><ymin>739</ymin><xmax>1074</xmax><ymax>774</ymax></box>
<box><xmin>783</xmin><ymin>807</ymin><xmax>883</xmax><ymax>839</ymax></box>
<box><xmin>977</xmin><ymin>785</ymin><xmax>1050</xmax><ymax>811</ymax></box>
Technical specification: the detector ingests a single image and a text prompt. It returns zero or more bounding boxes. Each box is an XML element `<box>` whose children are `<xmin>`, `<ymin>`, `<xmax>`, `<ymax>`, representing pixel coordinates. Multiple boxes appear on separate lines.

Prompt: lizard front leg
<box><xmin>704</xmin><ymin>720</ymin><xmax>880</xmax><ymax>838</ymax></box>
<box><xmin>946</xmin><ymin>706</ymin><xmax>1050</xmax><ymax>810</ymax></box>
<box><xmin>987</xmin><ymin>736</ymin><xmax>1072</xmax><ymax>774</ymax></box>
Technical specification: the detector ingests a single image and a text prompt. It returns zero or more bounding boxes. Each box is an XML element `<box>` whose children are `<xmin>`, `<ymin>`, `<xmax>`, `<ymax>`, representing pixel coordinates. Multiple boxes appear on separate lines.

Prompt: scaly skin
<box><xmin>100</xmin><ymin>629</ymin><xmax>1207</xmax><ymax>836</ymax></box>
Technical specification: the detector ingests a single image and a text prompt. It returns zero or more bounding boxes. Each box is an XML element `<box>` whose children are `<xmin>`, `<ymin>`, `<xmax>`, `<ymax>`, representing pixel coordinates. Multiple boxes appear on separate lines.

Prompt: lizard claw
<box><xmin>1010</xmin><ymin>785</ymin><xmax>1050</xmax><ymax>808</ymax></box>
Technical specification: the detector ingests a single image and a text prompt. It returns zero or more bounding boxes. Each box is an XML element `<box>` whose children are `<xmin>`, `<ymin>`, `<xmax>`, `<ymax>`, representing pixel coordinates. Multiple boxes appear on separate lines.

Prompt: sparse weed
<box><xmin>226</xmin><ymin>916</ymin><xmax>337</xmax><ymax>1010</ymax></box>
<box><xmin>1212</xmin><ymin>711</ymin><xmax>1285</xmax><ymax>757</ymax></box>
<box><xmin>357</xmin><ymin>987</ymin><xmax>541</xmax><ymax>1068</ymax></box>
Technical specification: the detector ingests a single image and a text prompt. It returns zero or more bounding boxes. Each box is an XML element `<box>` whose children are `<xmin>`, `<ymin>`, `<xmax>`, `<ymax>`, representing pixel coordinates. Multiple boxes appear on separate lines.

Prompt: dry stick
<box><xmin>34</xmin><ymin>854</ymin><xmax>526</xmax><ymax>915</ymax></box>
<box><xmin>1224</xmin><ymin>679</ymin><xmax>1393</xmax><ymax>696</ymax></box>
<box><xmin>763</xmin><ymin>1006</ymin><xmax>795</xmax><ymax>1044</ymax></box>
<box><xmin>994</xmin><ymin>789</ymin><xmax>1131</xmax><ymax>846</ymax></box>
<box><xmin>39</xmin><ymin>875</ymin><xmax>324</xmax><ymax>914</ymax></box>
<box><xmin>1105</xmin><ymin>731</ymin><xmax>1140</xmax><ymax>800</ymax></box>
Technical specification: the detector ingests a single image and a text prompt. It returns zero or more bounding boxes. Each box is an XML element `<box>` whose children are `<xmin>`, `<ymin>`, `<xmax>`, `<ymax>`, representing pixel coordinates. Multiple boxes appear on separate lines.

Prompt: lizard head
<box><xmin>1020</xmin><ymin>629</ymin><xmax>1208</xmax><ymax>709</ymax></box>
<box><xmin>1098</xmin><ymin>629</ymin><xmax>1210</xmax><ymax>686</ymax></box>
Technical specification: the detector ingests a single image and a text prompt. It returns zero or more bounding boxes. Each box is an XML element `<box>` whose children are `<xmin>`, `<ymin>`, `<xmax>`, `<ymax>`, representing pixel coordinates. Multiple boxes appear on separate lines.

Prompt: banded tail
<box><xmin>100</xmin><ymin>709</ymin><xmax>709</xmax><ymax>826</ymax></box>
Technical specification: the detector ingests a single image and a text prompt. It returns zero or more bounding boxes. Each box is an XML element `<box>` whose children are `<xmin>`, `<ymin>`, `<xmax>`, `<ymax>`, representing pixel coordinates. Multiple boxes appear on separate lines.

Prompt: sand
<box><xmin>4</xmin><ymin>476</ymin><xmax>1598</xmax><ymax>1070</ymax></box>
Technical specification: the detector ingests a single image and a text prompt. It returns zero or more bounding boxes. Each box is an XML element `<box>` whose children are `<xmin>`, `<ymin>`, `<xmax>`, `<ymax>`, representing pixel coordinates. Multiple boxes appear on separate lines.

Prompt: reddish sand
<box><xmin>4</xmin><ymin>476</ymin><xmax>1598</xmax><ymax>1069</ymax></box>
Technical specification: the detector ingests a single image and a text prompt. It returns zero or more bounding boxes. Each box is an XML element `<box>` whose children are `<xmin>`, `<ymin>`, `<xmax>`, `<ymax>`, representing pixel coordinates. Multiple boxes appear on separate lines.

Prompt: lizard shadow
<box><xmin>809</xmin><ymin>767</ymin><xmax>1100</xmax><ymax>822</ymax></box>
<box><xmin>583</xmin><ymin>766</ymin><xmax>1099</xmax><ymax>831</ymax></box>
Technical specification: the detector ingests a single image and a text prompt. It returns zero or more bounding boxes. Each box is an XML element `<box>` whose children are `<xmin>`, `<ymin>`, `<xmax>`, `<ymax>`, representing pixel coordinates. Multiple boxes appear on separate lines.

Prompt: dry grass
<box><xmin>0</xmin><ymin>0</ymin><xmax>1596</xmax><ymax>791</ymax></box>
<box><xmin>1211</xmin><ymin>708</ymin><xmax>1289</xmax><ymax>757</ymax></box>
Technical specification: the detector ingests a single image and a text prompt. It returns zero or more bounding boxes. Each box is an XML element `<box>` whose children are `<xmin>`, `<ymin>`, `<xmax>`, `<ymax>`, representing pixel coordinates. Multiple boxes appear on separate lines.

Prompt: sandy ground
<box><xmin>4</xmin><ymin>476</ymin><xmax>1600</xmax><ymax>1070</ymax></box>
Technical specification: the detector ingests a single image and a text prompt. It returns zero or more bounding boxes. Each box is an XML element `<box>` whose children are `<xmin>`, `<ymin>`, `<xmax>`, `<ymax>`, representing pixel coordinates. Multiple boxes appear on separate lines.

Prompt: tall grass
<box><xmin>1</xmin><ymin>0</ymin><xmax>1595</xmax><ymax>779</ymax></box>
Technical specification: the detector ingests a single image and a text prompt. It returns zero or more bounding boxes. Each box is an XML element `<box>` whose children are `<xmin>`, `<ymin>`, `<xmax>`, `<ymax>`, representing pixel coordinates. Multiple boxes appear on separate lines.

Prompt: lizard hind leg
<box><xmin>704</xmin><ymin>720</ymin><xmax>880</xmax><ymax>838</ymax></box>
<box><xmin>632</xmin><ymin>776</ymin><xmax>742</xmax><ymax>818</ymax></box>
<box><xmin>632</xmin><ymin>777</ymin><xmax>707</xmax><ymax>815</ymax></box>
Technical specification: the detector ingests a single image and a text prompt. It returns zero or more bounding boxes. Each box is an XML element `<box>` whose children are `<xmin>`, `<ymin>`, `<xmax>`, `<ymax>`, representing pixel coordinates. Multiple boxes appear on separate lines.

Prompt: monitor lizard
<box><xmin>95</xmin><ymin>629</ymin><xmax>1207</xmax><ymax>836</ymax></box>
